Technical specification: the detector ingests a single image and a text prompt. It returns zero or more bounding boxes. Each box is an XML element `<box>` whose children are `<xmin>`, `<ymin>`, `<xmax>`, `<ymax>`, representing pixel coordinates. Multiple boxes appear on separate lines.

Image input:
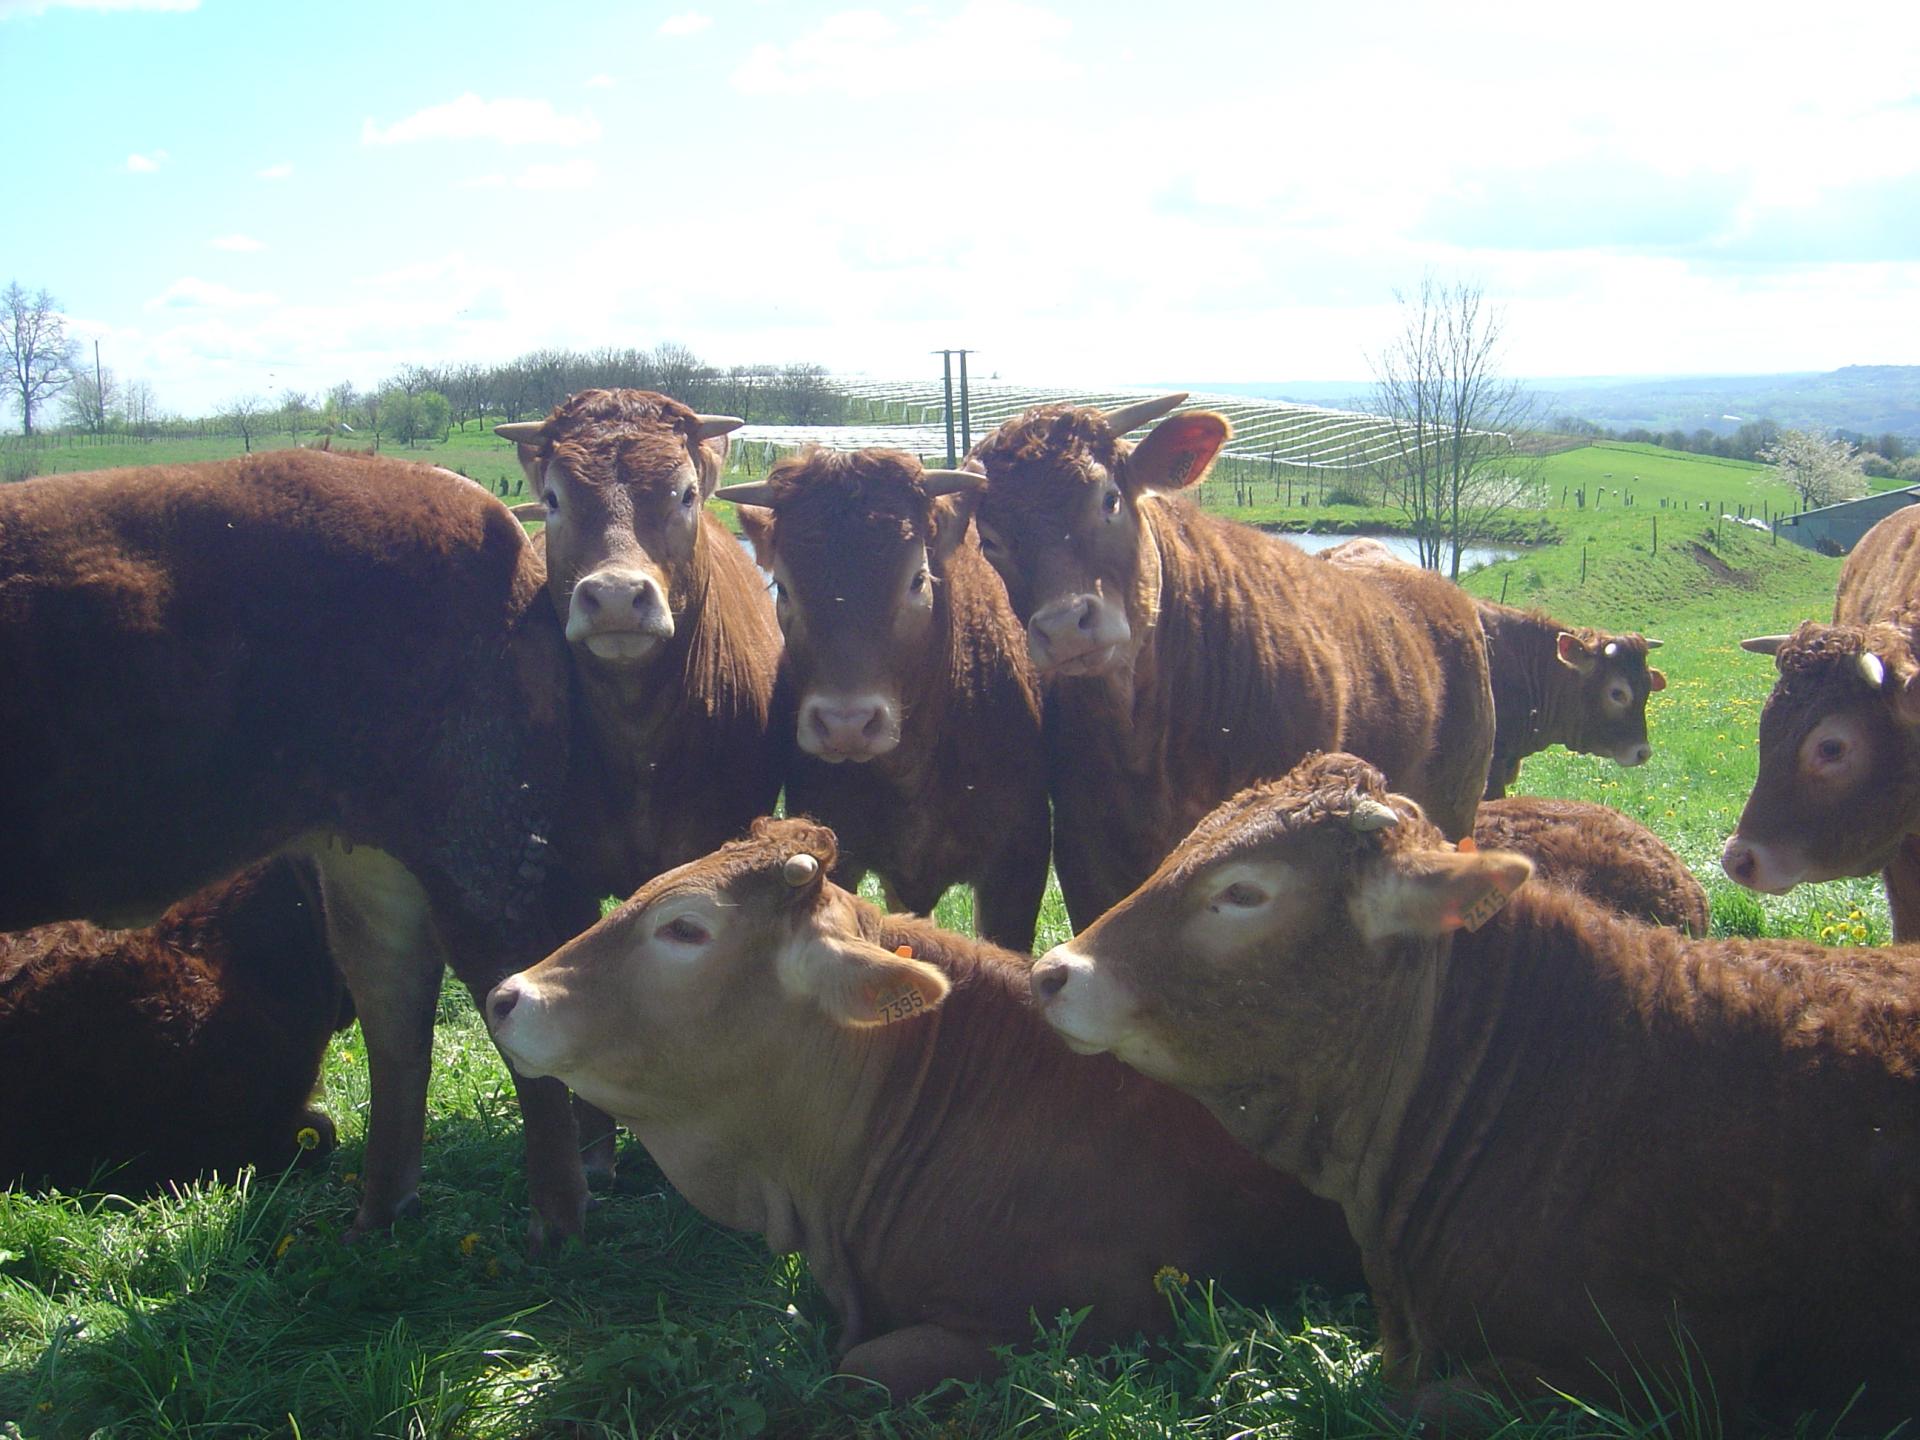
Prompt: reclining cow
<box><xmin>968</xmin><ymin>395</ymin><xmax>1493</xmax><ymax>927</ymax></box>
<box><xmin>1474</xmin><ymin>795</ymin><xmax>1707</xmax><ymax>935</ymax></box>
<box><xmin>1033</xmin><ymin>753</ymin><xmax>1920</xmax><ymax>1427</ymax></box>
<box><xmin>0</xmin><ymin>856</ymin><xmax>348</xmax><ymax>1192</ymax></box>
<box><xmin>484</xmin><ymin>816</ymin><xmax>1361</xmax><ymax>1400</ymax></box>
<box><xmin>716</xmin><ymin>448</ymin><xmax>1049</xmax><ymax>947</ymax></box>
<box><xmin>1724</xmin><ymin>505</ymin><xmax>1920</xmax><ymax>938</ymax></box>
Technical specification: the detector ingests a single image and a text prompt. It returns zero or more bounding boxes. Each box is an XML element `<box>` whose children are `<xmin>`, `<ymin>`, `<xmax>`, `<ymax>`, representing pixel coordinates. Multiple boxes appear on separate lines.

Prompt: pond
<box><xmin>1272</xmin><ymin>530</ymin><xmax>1521</xmax><ymax>569</ymax></box>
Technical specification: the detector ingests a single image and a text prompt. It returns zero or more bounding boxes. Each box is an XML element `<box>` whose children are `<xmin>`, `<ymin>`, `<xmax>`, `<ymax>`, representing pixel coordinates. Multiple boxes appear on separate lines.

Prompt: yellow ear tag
<box><xmin>865</xmin><ymin>984</ymin><xmax>930</xmax><ymax>1024</ymax></box>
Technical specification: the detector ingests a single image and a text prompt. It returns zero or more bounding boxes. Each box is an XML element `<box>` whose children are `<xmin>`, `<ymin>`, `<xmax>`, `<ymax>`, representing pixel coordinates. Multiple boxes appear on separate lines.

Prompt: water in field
<box><xmin>1277</xmin><ymin>530</ymin><xmax>1521</xmax><ymax>570</ymax></box>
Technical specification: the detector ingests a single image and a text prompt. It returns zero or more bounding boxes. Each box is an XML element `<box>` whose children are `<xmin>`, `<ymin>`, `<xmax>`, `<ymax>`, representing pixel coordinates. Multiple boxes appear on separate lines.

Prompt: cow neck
<box><xmin>1481</xmin><ymin>605</ymin><xmax>1578</xmax><ymax>760</ymax></box>
<box><xmin>574</xmin><ymin>563</ymin><xmax>714</xmax><ymax>777</ymax></box>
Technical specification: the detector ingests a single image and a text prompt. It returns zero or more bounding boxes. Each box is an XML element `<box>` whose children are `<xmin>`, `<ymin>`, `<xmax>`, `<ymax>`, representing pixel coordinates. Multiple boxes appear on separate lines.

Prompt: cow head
<box><xmin>716</xmin><ymin>449</ymin><xmax>983</xmax><ymax>762</ymax></box>
<box><xmin>1723</xmin><ymin>621</ymin><xmax>1920</xmax><ymax>894</ymax></box>
<box><xmin>497</xmin><ymin>389</ymin><xmax>741</xmax><ymax>667</ymax></box>
<box><xmin>485</xmin><ymin>817</ymin><xmax>951</xmax><ymax>1117</ymax></box>
<box><xmin>969</xmin><ymin>395</ymin><xmax>1230</xmax><ymax>679</ymax></box>
<box><xmin>1552</xmin><ymin>628</ymin><xmax>1667</xmax><ymax>767</ymax></box>
<box><xmin>1029</xmin><ymin>753</ymin><xmax>1531</xmax><ymax>1098</ymax></box>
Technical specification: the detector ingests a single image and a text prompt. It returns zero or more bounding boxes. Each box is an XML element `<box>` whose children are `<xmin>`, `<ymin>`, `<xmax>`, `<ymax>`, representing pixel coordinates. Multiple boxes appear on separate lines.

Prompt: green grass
<box><xmin>0</xmin><ymin>438</ymin><xmax>1899</xmax><ymax>1438</ymax></box>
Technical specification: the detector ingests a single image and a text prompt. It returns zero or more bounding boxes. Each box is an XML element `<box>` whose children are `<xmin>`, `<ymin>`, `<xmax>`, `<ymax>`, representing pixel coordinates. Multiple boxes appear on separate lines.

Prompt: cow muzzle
<box><xmin>798</xmin><ymin>692</ymin><xmax>902</xmax><ymax>762</ymax></box>
<box><xmin>1720</xmin><ymin>834</ymin><xmax>1805</xmax><ymax>895</ymax></box>
<box><xmin>1027</xmin><ymin>594</ymin><xmax>1132</xmax><ymax>677</ymax></box>
<box><xmin>1616</xmin><ymin>741</ymin><xmax>1653</xmax><ymax>767</ymax></box>
<box><xmin>1030</xmin><ymin>945</ymin><xmax>1118</xmax><ymax>1055</ymax></box>
<box><xmin>486</xmin><ymin>975</ymin><xmax>564</xmax><ymax>1079</ymax></box>
<box><xmin>568</xmin><ymin>567</ymin><xmax>674</xmax><ymax>662</ymax></box>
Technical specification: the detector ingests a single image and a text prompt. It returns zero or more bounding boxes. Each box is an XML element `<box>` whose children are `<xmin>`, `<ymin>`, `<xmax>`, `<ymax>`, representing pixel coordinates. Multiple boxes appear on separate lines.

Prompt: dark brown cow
<box><xmin>0</xmin><ymin>857</ymin><xmax>349</xmax><ymax>1190</ymax></box>
<box><xmin>1724</xmin><ymin>505</ymin><xmax>1920</xmax><ymax>937</ymax></box>
<box><xmin>1473</xmin><ymin>796</ymin><xmax>1708</xmax><ymax>936</ymax></box>
<box><xmin>1033</xmin><ymin>753</ymin><xmax>1920</xmax><ymax>1428</ymax></box>
<box><xmin>1473</xmin><ymin>601</ymin><xmax>1666</xmax><ymax>799</ymax></box>
<box><xmin>968</xmin><ymin>395</ymin><xmax>1494</xmax><ymax>927</ymax></box>
<box><xmin>485</xmin><ymin>817</ymin><xmax>1362</xmax><ymax>1400</ymax></box>
<box><xmin>715</xmin><ymin>449</ymin><xmax>1049</xmax><ymax>948</ymax></box>
<box><xmin>0</xmin><ymin>448</ymin><xmax>590</xmax><ymax>1243</ymax></box>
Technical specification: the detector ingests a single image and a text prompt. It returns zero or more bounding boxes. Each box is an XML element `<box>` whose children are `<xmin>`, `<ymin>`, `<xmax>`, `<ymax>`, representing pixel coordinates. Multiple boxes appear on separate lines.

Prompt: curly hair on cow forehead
<box><xmin>972</xmin><ymin>404</ymin><xmax>1127</xmax><ymax>480</ymax></box>
<box><xmin>535</xmin><ymin>388</ymin><xmax>716</xmax><ymax>490</ymax></box>
<box><xmin>1775</xmin><ymin>620</ymin><xmax>1911</xmax><ymax>682</ymax></box>
<box><xmin>761</xmin><ymin>448</ymin><xmax>930</xmax><ymax>546</ymax></box>
<box><xmin>1164</xmin><ymin>754</ymin><xmax>1435</xmax><ymax>882</ymax></box>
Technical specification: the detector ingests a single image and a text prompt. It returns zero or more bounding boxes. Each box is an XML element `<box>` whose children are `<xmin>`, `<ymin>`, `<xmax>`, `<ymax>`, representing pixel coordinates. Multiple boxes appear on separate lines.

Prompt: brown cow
<box><xmin>484</xmin><ymin>816</ymin><xmax>1361</xmax><ymax>1401</ymax></box>
<box><xmin>1724</xmin><ymin>505</ymin><xmax>1920</xmax><ymax>938</ymax></box>
<box><xmin>1474</xmin><ymin>795</ymin><xmax>1708</xmax><ymax>935</ymax></box>
<box><xmin>968</xmin><ymin>395</ymin><xmax>1494</xmax><ymax>927</ymax></box>
<box><xmin>0</xmin><ymin>448</ymin><xmax>588</xmax><ymax>1243</ymax></box>
<box><xmin>0</xmin><ymin>857</ymin><xmax>349</xmax><ymax>1191</ymax></box>
<box><xmin>1315</xmin><ymin>545</ymin><xmax>1668</xmax><ymax>799</ymax></box>
<box><xmin>1473</xmin><ymin>601</ymin><xmax>1666</xmax><ymax>799</ymax></box>
<box><xmin>715</xmin><ymin>449</ymin><xmax>1049</xmax><ymax>948</ymax></box>
<box><xmin>1032</xmin><ymin>753</ymin><xmax>1920</xmax><ymax>1428</ymax></box>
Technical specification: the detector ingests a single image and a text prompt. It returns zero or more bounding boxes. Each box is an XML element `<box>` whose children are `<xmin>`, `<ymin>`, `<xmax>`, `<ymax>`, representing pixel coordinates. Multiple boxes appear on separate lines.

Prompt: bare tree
<box><xmin>225</xmin><ymin>393</ymin><xmax>266</xmax><ymax>454</ymax></box>
<box><xmin>122</xmin><ymin>378</ymin><xmax>157</xmax><ymax>438</ymax></box>
<box><xmin>1762</xmin><ymin>429</ymin><xmax>1867</xmax><ymax>510</ymax></box>
<box><xmin>278</xmin><ymin>389</ymin><xmax>312</xmax><ymax>438</ymax></box>
<box><xmin>1367</xmin><ymin>277</ymin><xmax>1541</xmax><ymax>579</ymax></box>
<box><xmin>62</xmin><ymin>364</ymin><xmax>120</xmax><ymax>433</ymax></box>
<box><xmin>0</xmin><ymin>282</ymin><xmax>79</xmax><ymax>437</ymax></box>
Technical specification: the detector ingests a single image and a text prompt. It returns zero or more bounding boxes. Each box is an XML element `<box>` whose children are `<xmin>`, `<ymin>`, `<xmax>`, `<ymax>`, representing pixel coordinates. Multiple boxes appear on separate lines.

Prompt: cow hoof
<box><xmin>342</xmin><ymin>1192</ymin><xmax>422</xmax><ymax>1244</ymax></box>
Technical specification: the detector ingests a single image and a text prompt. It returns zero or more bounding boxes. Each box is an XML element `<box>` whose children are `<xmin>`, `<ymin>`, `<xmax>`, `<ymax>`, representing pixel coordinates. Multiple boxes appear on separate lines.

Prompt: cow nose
<box><xmin>576</xmin><ymin>572</ymin><xmax>663</xmax><ymax>618</ymax></box>
<box><xmin>1030</xmin><ymin>955</ymin><xmax>1072</xmax><ymax>1003</ymax></box>
<box><xmin>1722</xmin><ymin>839</ymin><xmax>1758</xmax><ymax>886</ymax></box>
<box><xmin>801</xmin><ymin>696</ymin><xmax>898</xmax><ymax>759</ymax></box>
<box><xmin>1627</xmin><ymin>743</ymin><xmax>1651</xmax><ymax>766</ymax></box>
<box><xmin>487</xmin><ymin>978</ymin><xmax>524</xmax><ymax>1028</ymax></box>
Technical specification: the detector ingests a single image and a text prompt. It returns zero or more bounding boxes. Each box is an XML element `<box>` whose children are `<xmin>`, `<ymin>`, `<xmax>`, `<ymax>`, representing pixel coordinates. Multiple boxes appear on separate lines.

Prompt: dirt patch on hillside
<box><xmin>1689</xmin><ymin>541</ymin><xmax>1757</xmax><ymax>588</ymax></box>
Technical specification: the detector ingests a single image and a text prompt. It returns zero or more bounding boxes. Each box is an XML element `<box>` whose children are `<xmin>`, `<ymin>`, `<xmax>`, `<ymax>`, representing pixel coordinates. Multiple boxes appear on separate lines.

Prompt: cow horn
<box><xmin>1644</xmin><ymin>638</ymin><xmax>1664</xmax><ymax>649</ymax></box>
<box><xmin>1740</xmin><ymin>635</ymin><xmax>1789</xmax><ymax>655</ymax></box>
<box><xmin>1603</xmin><ymin>641</ymin><xmax>1620</xmax><ymax>659</ymax></box>
<box><xmin>507</xmin><ymin>502</ymin><xmax>547</xmax><ymax>522</ymax></box>
<box><xmin>494</xmin><ymin>421</ymin><xmax>548</xmax><ymax>445</ymax></box>
<box><xmin>1859</xmin><ymin>652</ymin><xmax>1888</xmax><ymax>690</ymax></box>
<box><xmin>1099</xmin><ymin>392</ymin><xmax>1188</xmax><ymax>436</ymax></box>
<box><xmin>714</xmin><ymin>481</ymin><xmax>779</xmax><ymax>508</ymax></box>
<box><xmin>783</xmin><ymin>853</ymin><xmax>820</xmax><ymax>887</ymax></box>
<box><xmin>1348</xmin><ymin>798</ymin><xmax>1400</xmax><ymax>833</ymax></box>
<box><xmin>920</xmin><ymin>469</ymin><xmax>986</xmax><ymax>499</ymax></box>
<box><xmin>694</xmin><ymin>415</ymin><xmax>745</xmax><ymax>441</ymax></box>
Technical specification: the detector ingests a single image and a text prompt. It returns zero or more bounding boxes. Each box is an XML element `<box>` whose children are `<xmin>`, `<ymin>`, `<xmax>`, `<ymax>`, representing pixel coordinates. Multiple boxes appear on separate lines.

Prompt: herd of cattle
<box><xmin>3</xmin><ymin>386</ymin><xmax>1918</xmax><ymax>1425</ymax></box>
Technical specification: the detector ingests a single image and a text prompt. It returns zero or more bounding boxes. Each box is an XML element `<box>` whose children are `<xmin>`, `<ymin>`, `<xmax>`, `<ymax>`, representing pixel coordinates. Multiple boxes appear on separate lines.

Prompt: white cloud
<box><xmin>584</xmin><ymin>73</ymin><xmax>615</xmax><ymax>89</ymax></box>
<box><xmin>733</xmin><ymin>1</ymin><xmax>1072</xmax><ymax>96</ymax></box>
<box><xmin>125</xmin><ymin>148</ymin><xmax>167</xmax><ymax>172</ymax></box>
<box><xmin>1</xmin><ymin>0</ymin><xmax>196</xmax><ymax>17</ymax></box>
<box><xmin>458</xmin><ymin>158</ymin><xmax>600</xmax><ymax>192</ymax></box>
<box><xmin>257</xmin><ymin>161</ymin><xmax>293</xmax><ymax>180</ymax></box>
<box><xmin>361</xmin><ymin>93</ymin><xmax>601</xmax><ymax>147</ymax></box>
<box><xmin>210</xmin><ymin>234</ymin><xmax>266</xmax><ymax>252</ymax></box>
<box><xmin>148</xmin><ymin>277</ymin><xmax>276</xmax><ymax>310</ymax></box>
<box><xmin>659</xmin><ymin>11</ymin><xmax>711</xmax><ymax>36</ymax></box>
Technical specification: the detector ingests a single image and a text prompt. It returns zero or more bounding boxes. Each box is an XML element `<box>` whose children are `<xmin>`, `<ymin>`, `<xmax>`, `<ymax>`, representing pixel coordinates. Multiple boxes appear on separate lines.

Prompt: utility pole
<box><xmin>94</xmin><ymin>339</ymin><xmax>104</xmax><ymax>436</ymax></box>
<box><xmin>932</xmin><ymin>349</ymin><xmax>977</xmax><ymax>466</ymax></box>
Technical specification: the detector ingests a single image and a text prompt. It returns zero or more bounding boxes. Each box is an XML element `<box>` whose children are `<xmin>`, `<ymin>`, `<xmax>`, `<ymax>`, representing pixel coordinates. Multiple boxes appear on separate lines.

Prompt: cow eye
<box><xmin>656</xmin><ymin>915</ymin><xmax>710</xmax><ymax>946</ymax></box>
<box><xmin>1609</xmin><ymin>684</ymin><xmax>1632</xmax><ymax>707</ymax></box>
<box><xmin>681</xmin><ymin>484</ymin><xmax>698</xmax><ymax>508</ymax></box>
<box><xmin>1816</xmin><ymin>736</ymin><xmax>1847</xmax><ymax>765</ymax></box>
<box><xmin>1102</xmin><ymin>489</ymin><xmax>1122</xmax><ymax>517</ymax></box>
<box><xmin>1215</xmin><ymin>881</ymin><xmax>1268</xmax><ymax>910</ymax></box>
<box><xmin>543</xmin><ymin>489</ymin><xmax>559</xmax><ymax>514</ymax></box>
<box><xmin>909</xmin><ymin>569</ymin><xmax>930</xmax><ymax>596</ymax></box>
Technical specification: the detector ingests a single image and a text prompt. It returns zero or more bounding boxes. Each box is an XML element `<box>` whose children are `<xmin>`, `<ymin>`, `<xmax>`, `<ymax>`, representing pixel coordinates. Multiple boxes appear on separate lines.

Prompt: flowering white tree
<box><xmin>1763</xmin><ymin>429</ymin><xmax>1867</xmax><ymax>510</ymax></box>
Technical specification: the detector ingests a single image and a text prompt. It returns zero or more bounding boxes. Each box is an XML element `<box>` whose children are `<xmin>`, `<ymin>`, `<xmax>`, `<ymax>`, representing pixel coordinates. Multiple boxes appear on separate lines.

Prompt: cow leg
<box><xmin>1883</xmin><ymin>835</ymin><xmax>1920</xmax><ymax>942</ymax></box>
<box><xmin>573</xmin><ymin>1095</ymin><xmax>619</xmax><ymax>1186</ymax></box>
<box><xmin>837</xmin><ymin>1323</ymin><xmax>998</xmax><ymax>1402</ymax></box>
<box><xmin>308</xmin><ymin>844</ymin><xmax>444</xmax><ymax>1240</ymax></box>
<box><xmin>975</xmin><ymin>838</ymin><xmax>1049</xmax><ymax>952</ymax></box>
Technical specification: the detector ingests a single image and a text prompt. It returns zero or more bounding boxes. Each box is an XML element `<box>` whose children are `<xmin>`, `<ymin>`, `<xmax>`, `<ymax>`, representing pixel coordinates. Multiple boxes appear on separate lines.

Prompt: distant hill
<box><xmin>1161</xmin><ymin>367</ymin><xmax>1920</xmax><ymax>440</ymax></box>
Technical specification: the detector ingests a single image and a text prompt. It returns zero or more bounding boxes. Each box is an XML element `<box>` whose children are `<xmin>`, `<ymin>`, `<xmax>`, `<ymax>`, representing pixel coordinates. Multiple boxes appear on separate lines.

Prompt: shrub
<box><xmin>1</xmin><ymin>449</ymin><xmax>42</xmax><ymax>484</ymax></box>
<box><xmin>1322</xmin><ymin>484</ymin><xmax>1370</xmax><ymax>506</ymax></box>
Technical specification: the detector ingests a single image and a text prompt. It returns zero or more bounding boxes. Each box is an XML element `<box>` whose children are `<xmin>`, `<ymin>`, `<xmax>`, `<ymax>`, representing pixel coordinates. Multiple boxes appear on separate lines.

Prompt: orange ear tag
<box><xmin>894</xmin><ymin>944</ymin><xmax>915</xmax><ymax>959</ymax></box>
<box><xmin>1456</xmin><ymin>836</ymin><xmax>1478</xmax><ymax>853</ymax></box>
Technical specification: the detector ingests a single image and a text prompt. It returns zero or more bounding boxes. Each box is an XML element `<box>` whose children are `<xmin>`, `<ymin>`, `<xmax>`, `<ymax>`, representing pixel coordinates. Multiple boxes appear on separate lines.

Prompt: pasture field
<box><xmin>0</xmin><ymin>438</ymin><xmax>1895</xmax><ymax>1439</ymax></box>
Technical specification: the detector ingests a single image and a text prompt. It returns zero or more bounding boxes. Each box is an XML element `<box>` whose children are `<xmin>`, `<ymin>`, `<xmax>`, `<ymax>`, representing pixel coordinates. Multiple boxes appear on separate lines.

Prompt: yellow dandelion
<box><xmin>1152</xmin><ymin>1265</ymin><xmax>1190</xmax><ymax>1295</ymax></box>
<box><xmin>274</xmin><ymin>1234</ymin><xmax>295</xmax><ymax>1259</ymax></box>
<box><xmin>38</xmin><ymin>1401</ymin><xmax>53</xmax><ymax>1414</ymax></box>
<box><xmin>1821</xmin><ymin>926</ymin><xmax>1837</xmax><ymax>940</ymax></box>
<box><xmin>460</xmin><ymin>1232</ymin><xmax>483</xmax><ymax>1256</ymax></box>
<box><xmin>485</xmin><ymin>1258</ymin><xmax>502</xmax><ymax>1279</ymax></box>
<box><xmin>342</xmin><ymin>1172</ymin><xmax>358</xmax><ymax>1185</ymax></box>
<box><xmin>295</xmin><ymin>1126</ymin><xmax>322</xmax><ymax>1151</ymax></box>
<box><xmin>1853</xmin><ymin>925</ymin><xmax>1869</xmax><ymax>941</ymax></box>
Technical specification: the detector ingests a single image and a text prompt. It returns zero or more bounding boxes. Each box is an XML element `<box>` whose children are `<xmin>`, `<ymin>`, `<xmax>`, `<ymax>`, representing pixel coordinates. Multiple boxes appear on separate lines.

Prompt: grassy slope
<box><xmin>0</xmin><ymin>438</ymin><xmax>1894</xmax><ymax>1438</ymax></box>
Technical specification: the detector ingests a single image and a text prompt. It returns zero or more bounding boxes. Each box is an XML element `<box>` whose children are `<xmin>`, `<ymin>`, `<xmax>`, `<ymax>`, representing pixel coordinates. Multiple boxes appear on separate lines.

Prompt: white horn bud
<box><xmin>1349</xmin><ymin>798</ymin><xmax>1400</xmax><ymax>833</ymax></box>
<box><xmin>1603</xmin><ymin>641</ymin><xmax>1620</xmax><ymax>658</ymax></box>
<box><xmin>1859</xmin><ymin>652</ymin><xmax>1887</xmax><ymax>690</ymax></box>
<box><xmin>783</xmin><ymin>853</ymin><xmax>820</xmax><ymax>887</ymax></box>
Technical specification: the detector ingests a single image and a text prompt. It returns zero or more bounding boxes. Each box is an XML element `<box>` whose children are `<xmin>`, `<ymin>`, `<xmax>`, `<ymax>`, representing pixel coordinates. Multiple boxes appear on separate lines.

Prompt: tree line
<box><xmin>1555</xmin><ymin>414</ymin><xmax>1917</xmax><ymax>478</ymax></box>
<box><xmin>2</xmin><ymin>280</ymin><xmax>850</xmax><ymax>447</ymax></box>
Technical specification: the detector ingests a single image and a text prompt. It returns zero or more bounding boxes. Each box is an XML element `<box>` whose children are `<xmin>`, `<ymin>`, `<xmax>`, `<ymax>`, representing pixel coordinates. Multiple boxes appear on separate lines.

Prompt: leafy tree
<box><xmin>1761</xmin><ymin>429</ymin><xmax>1867</xmax><ymax>510</ymax></box>
<box><xmin>1366</xmin><ymin>276</ymin><xmax>1541</xmax><ymax>579</ymax></box>
<box><xmin>0</xmin><ymin>282</ymin><xmax>78</xmax><ymax>436</ymax></box>
<box><xmin>224</xmin><ymin>394</ymin><xmax>267</xmax><ymax>454</ymax></box>
<box><xmin>416</xmin><ymin>390</ymin><xmax>451</xmax><ymax>444</ymax></box>
<box><xmin>279</xmin><ymin>390</ymin><xmax>312</xmax><ymax>438</ymax></box>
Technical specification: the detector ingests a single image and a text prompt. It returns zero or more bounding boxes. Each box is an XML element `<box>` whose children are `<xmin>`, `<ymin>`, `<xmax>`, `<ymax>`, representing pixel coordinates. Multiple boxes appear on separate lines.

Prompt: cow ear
<box><xmin>736</xmin><ymin>504</ymin><xmax>777</xmax><ymax>571</ymax></box>
<box><xmin>1893</xmin><ymin>670</ymin><xmax>1920</xmax><ymax>728</ymax></box>
<box><xmin>1556</xmin><ymin>632</ymin><xmax>1599</xmax><ymax>673</ymax></box>
<box><xmin>1356</xmin><ymin>849</ymin><xmax>1533</xmax><ymax>945</ymax></box>
<box><xmin>1647</xmin><ymin>668</ymin><xmax>1667</xmax><ymax>692</ymax></box>
<box><xmin>929</xmin><ymin>488</ymin><xmax>980</xmax><ymax>567</ymax></box>
<box><xmin>700</xmin><ymin>432</ymin><xmax>732</xmax><ymax>490</ymax></box>
<box><xmin>797</xmin><ymin>933</ymin><xmax>951</xmax><ymax>1028</ymax></box>
<box><xmin>1128</xmin><ymin>412</ymin><xmax>1230</xmax><ymax>495</ymax></box>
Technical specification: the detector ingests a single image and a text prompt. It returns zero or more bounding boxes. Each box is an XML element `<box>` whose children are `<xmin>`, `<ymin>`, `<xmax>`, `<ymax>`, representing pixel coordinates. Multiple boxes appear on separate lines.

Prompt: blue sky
<box><xmin>2</xmin><ymin>0</ymin><xmax>1916</xmax><ymax>420</ymax></box>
